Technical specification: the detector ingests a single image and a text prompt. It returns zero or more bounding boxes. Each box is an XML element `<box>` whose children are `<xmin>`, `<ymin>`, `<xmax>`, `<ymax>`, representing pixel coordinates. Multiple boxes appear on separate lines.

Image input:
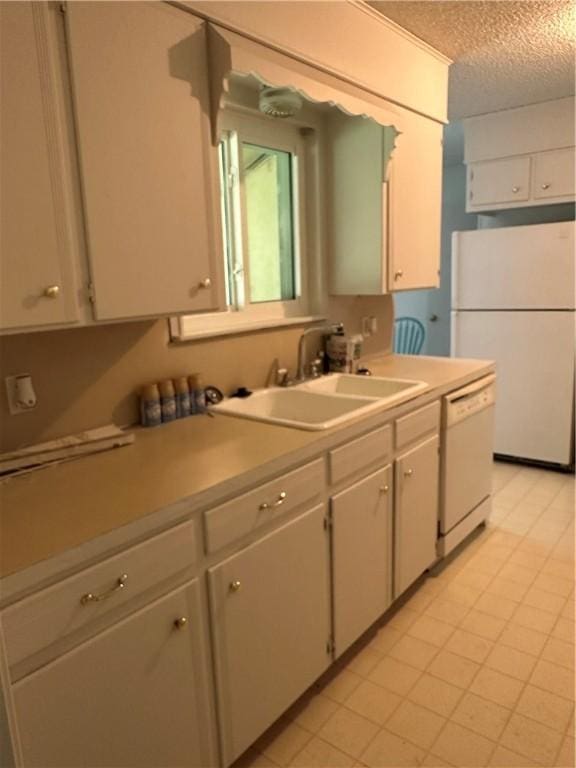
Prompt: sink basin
<box><xmin>213</xmin><ymin>375</ymin><xmax>430</xmax><ymax>431</ymax></box>
<box><xmin>212</xmin><ymin>388</ymin><xmax>382</xmax><ymax>431</ymax></box>
<box><xmin>300</xmin><ymin>374</ymin><xmax>428</xmax><ymax>404</ymax></box>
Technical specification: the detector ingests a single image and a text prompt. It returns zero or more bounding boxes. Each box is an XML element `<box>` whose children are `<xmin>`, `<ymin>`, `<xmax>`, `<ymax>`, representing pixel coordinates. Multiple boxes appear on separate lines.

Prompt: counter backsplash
<box><xmin>0</xmin><ymin>295</ymin><xmax>393</xmax><ymax>453</ymax></box>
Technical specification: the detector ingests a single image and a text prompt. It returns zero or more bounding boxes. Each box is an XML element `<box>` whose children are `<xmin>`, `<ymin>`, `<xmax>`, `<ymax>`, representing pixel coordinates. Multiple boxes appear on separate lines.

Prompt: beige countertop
<box><xmin>0</xmin><ymin>354</ymin><xmax>494</xmax><ymax>584</ymax></box>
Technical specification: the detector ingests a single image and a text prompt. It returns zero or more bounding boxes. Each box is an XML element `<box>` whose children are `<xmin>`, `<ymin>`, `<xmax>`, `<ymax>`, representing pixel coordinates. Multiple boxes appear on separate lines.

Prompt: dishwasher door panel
<box><xmin>441</xmin><ymin>405</ymin><xmax>494</xmax><ymax>534</ymax></box>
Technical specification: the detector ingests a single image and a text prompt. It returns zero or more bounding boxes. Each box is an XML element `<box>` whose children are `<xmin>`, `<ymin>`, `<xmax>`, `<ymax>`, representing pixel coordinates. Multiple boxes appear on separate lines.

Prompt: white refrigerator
<box><xmin>451</xmin><ymin>220</ymin><xmax>575</xmax><ymax>468</ymax></box>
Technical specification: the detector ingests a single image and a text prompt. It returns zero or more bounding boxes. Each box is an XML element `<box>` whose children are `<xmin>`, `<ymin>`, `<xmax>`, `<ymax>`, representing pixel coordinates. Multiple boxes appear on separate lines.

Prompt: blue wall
<box><xmin>395</xmin><ymin>121</ymin><xmax>576</xmax><ymax>357</ymax></box>
<box><xmin>394</xmin><ymin>162</ymin><xmax>477</xmax><ymax>356</ymax></box>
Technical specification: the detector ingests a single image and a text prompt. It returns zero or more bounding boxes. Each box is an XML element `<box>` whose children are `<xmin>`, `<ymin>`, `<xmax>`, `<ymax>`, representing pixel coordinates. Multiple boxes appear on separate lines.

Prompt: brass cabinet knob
<box><xmin>174</xmin><ymin>617</ymin><xmax>188</xmax><ymax>629</ymax></box>
<box><xmin>198</xmin><ymin>278</ymin><xmax>212</xmax><ymax>289</ymax></box>
<box><xmin>379</xmin><ymin>485</ymin><xmax>389</xmax><ymax>494</ymax></box>
<box><xmin>229</xmin><ymin>580</ymin><xmax>242</xmax><ymax>592</ymax></box>
<box><xmin>394</xmin><ymin>270</ymin><xmax>404</xmax><ymax>281</ymax></box>
<box><xmin>43</xmin><ymin>285</ymin><xmax>60</xmax><ymax>299</ymax></box>
<box><xmin>541</xmin><ymin>183</ymin><xmax>551</xmax><ymax>190</ymax></box>
<box><xmin>512</xmin><ymin>186</ymin><xmax>520</xmax><ymax>193</ymax></box>
<box><xmin>404</xmin><ymin>468</ymin><xmax>413</xmax><ymax>478</ymax></box>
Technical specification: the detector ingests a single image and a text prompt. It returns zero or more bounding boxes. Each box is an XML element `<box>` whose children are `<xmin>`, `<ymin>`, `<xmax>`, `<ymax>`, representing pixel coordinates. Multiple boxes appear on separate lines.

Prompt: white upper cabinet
<box><xmin>0</xmin><ymin>3</ymin><xmax>80</xmax><ymax>332</ymax></box>
<box><xmin>464</xmin><ymin>98</ymin><xmax>575</xmax><ymax>212</ymax></box>
<box><xmin>328</xmin><ymin>109</ymin><xmax>442</xmax><ymax>295</ymax></box>
<box><xmin>533</xmin><ymin>149</ymin><xmax>575</xmax><ymax>200</ymax></box>
<box><xmin>388</xmin><ymin>110</ymin><xmax>443</xmax><ymax>291</ymax></box>
<box><xmin>65</xmin><ymin>2</ymin><xmax>222</xmax><ymax>321</ymax></box>
<box><xmin>468</xmin><ymin>156</ymin><xmax>531</xmax><ymax>208</ymax></box>
<box><xmin>328</xmin><ymin>113</ymin><xmax>394</xmax><ymax>295</ymax></box>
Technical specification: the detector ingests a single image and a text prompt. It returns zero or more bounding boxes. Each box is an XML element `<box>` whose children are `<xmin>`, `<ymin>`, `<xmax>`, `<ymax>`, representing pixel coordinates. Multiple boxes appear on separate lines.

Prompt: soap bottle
<box><xmin>140</xmin><ymin>383</ymin><xmax>161</xmax><ymax>427</ymax></box>
<box><xmin>159</xmin><ymin>380</ymin><xmax>177</xmax><ymax>422</ymax></box>
<box><xmin>174</xmin><ymin>376</ymin><xmax>191</xmax><ymax>418</ymax></box>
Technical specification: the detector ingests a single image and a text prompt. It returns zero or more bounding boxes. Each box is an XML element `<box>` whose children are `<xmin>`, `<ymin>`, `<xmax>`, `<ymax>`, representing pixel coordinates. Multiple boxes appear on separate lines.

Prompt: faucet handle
<box><xmin>277</xmin><ymin>368</ymin><xmax>294</xmax><ymax>387</ymax></box>
<box><xmin>308</xmin><ymin>357</ymin><xmax>323</xmax><ymax>378</ymax></box>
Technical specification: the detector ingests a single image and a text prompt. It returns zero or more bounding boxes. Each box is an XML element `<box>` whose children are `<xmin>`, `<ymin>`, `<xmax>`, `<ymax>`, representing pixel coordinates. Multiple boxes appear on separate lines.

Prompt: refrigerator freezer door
<box><xmin>451</xmin><ymin>310</ymin><xmax>575</xmax><ymax>465</ymax></box>
<box><xmin>452</xmin><ymin>221</ymin><xmax>575</xmax><ymax>310</ymax></box>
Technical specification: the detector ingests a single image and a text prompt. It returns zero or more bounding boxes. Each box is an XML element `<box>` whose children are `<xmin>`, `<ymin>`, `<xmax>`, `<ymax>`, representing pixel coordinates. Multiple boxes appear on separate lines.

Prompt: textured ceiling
<box><xmin>369</xmin><ymin>1</ymin><xmax>576</xmax><ymax>120</ymax></box>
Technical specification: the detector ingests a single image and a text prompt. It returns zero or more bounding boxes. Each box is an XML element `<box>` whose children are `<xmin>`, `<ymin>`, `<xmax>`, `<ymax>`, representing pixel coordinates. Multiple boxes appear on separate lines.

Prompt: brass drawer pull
<box><xmin>259</xmin><ymin>491</ymin><xmax>287</xmax><ymax>511</ymax></box>
<box><xmin>80</xmin><ymin>573</ymin><xmax>128</xmax><ymax>605</ymax></box>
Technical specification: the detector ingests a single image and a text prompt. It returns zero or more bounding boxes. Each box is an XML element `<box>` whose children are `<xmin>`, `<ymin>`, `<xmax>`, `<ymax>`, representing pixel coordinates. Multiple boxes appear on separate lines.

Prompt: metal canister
<box><xmin>174</xmin><ymin>376</ymin><xmax>191</xmax><ymax>418</ymax></box>
<box><xmin>188</xmin><ymin>373</ymin><xmax>206</xmax><ymax>415</ymax></box>
<box><xmin>159</xmin><ymin>380</ymin><xmax>177</xmax><ymax>423</ymax></box>
<box><xmin>140</xmin><ymin>383</ymin><xmax>161</xmax><ymax>427</ymax></box>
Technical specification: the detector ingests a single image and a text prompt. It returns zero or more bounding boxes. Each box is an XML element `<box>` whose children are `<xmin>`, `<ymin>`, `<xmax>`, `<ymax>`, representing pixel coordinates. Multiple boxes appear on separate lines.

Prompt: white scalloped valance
<box><xmin>207</xmin><ymin>24</ymin><xmax>406</xmax><ymax>143</ymax></box>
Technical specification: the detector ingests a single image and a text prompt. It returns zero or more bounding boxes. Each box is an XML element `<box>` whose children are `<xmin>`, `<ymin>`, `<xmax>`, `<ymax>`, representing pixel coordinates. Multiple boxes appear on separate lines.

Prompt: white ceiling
<box><xmin>369</xmin><ymin>0</ymin><xmax>576</xmax><ymax>121</ymax></box>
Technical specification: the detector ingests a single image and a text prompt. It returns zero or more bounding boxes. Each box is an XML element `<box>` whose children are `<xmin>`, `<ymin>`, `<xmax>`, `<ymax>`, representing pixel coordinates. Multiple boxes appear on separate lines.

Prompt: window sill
<box><xmin>169</xmin><ymin>314</ymin><xmax>327</xmax><ymax>343</ymax></box>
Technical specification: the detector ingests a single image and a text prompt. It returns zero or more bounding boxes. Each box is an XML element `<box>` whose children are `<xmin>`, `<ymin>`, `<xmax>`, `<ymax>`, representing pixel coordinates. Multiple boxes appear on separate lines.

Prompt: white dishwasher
<box><xmin>439</xmin><ymin>375</ymin><xmax>496</xmax><ymax>556</ymax></box>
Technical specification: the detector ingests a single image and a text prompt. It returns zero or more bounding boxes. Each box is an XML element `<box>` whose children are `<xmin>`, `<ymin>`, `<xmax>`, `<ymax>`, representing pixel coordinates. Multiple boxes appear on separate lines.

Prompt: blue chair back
<box><xmin>394</xmin><ymin>317</ymin><xmax>425</xmax><ymax>355</ymax></box>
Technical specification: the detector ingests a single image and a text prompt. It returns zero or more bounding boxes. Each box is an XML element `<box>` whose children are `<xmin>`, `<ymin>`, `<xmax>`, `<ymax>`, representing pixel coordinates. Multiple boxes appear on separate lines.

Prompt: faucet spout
<box><xmin>296</xmin><ymin>323</ymin><xmax>343</xmax><ymax>382</ymax></box>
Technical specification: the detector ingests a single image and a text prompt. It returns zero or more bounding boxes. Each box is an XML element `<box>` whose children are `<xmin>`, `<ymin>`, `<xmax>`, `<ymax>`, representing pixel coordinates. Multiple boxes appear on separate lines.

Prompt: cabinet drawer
<box><xmin>2</xmin><ymin>520</ymin><xmax>197</xmax><ymax>669</ymax></box>
<box><xmin>204</xmin><ymin>459</ymin><xmax>325</xmax><ymax>554</ymax></box>
<box><xmin>329</xmin><ymin>425</ymin><xmax>392</xmax><ymax>485</ymax></box>
<box><xmin>395</xmin><ymin>401</ymin><xmax>439</xmax><ymax>450</ymax></box>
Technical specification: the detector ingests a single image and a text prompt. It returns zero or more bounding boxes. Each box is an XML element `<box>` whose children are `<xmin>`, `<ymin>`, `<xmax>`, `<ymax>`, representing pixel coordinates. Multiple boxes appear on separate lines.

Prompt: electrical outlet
<box><xmin>361</xmin><ymin>317</ymin><xmax>372</xmax><ymax>337</ymax></box>
<box><xmin>369</xmin><ymin>316</ymin><xmax>378</xmax><ymax>335</ymax></box>
<box><xmin>5</xmin><ymin>374</ymin><xmax>37</xmax><ymax>415</ymax></box>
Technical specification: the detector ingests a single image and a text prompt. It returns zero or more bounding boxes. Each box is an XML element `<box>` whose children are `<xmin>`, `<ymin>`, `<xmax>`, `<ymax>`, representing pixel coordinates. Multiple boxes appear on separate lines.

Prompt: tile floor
<box><xmin>237</xmin><ymin>462</ymin><xmax>575</xmax><ymax>768</ymax></box>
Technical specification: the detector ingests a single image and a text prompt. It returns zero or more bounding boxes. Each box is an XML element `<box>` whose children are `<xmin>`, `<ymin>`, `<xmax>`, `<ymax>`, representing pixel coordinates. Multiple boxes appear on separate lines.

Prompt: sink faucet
<box><xmin>296</xmin><ymin>323</ymin><xmax>343</xmax><ymax>382</ymax></box>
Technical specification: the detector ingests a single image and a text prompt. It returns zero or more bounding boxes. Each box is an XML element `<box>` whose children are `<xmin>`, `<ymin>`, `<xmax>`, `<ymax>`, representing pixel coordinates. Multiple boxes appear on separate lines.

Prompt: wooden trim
<box><xmin>349</xmin><ymin>1</ymin><xmax>452</xmax><ymax>65</ymax></box>
<box><xmin>169</xmin><ymin>1</ymin><xmax>448</xmax><ymax>125</ymax></box>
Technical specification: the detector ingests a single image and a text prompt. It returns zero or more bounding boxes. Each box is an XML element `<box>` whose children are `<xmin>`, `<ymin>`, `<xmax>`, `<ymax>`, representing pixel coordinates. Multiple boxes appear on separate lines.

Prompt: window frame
<box><xmin>173</xmin><ymin>107</ymin><xmax>321</xmax><ymax>341</ymax></box>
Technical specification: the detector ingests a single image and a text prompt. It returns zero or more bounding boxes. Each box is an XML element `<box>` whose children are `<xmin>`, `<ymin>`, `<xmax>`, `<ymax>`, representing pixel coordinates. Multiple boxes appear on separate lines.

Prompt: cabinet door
<box><xmin>0</xmin><ymin>3</ymin><xmax>79</xmax><ymax>331</ymax></box>
<box><xmin>328</xmin><ymin>113</ymin><xmax>387</xmax><ymax>295</ymax></box>
<box><xmin>12</xmin><ymin>580</ymin><xmax>215</xmax><ymax>768</ymax></box>
<box><xmin>395</xmin><ymin>436</ymin><xmax>439</xmax><ymax>598</ymax></box>
<box><xmin>467</xmin><ymin>156</ymin><xmax>531</xmax><ymax>208</ymax></box>
<box><xmin>533</xmin><ymin>148</ymin><xmax>575</xmax><ymax>200</ymax></box>
<box><xmin>332</xmin><ymin>465</ymin><xmax>393</xmax><ymax>657</ymax></box>
<box><xmin>65</xmin><ymin>2</ymin><xmax>221</xmax><ymax>321</ymax></box>
<box><xmin>208</xmin><ymin>505</ymin><xmax>330</xmax><ymax>766</ymax></box>
<box><xmin>388</xmin><ymin>112</ymin><xmax>443</xmax><ymax>291</ymax></box>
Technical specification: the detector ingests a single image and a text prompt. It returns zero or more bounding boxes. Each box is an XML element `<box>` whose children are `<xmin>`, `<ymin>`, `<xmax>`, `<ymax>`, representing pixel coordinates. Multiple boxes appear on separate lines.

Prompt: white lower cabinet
<box><xmin>11</xmin><ymin>579</ymin><xmax>214</xmax><ymax>768</ymax></box>
<box><xmin>394</xmin><ymin>435</ymin><xmax>439</xmax><ymax>598</ymax></box>
<box><xmin>208</xmin><ymin>505</ymin><xmax>331</xmax><ymax>766</ymax></box>
<box><xmin>4</xmin><ymin>405</ymin><xmax>446</xmax><ymax>768</ymax></box>
<box><xmin>331</xmin><ymin>465</ymin><xmax>393</xmax><ymax>657</ymax></box>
